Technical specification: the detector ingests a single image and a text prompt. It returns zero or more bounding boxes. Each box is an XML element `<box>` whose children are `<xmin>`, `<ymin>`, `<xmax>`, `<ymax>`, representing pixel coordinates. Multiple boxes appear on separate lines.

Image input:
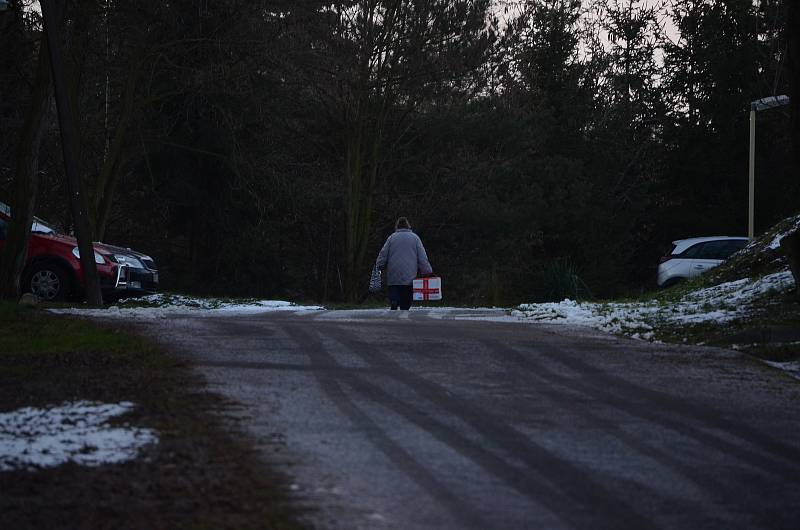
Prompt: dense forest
<box><xmin>0</xmin><ymin>0</ymin><xmax>796</xmax><ymax>305</ymax></box>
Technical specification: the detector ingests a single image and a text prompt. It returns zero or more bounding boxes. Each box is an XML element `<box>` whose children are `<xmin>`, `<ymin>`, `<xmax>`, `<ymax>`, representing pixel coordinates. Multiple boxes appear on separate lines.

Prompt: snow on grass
<box><xmin>683</xmin><ymin>270</ymin><xmax>793</xmax><ymax>307</ymax></box>
<box><xmin>763</xmin><ymin>360</ymin><xmax>800</xmax><ymax>381</ymax></box>
<box><xmin>0</xmin><ymin>401</ymin><xmax>157</xmax><ymax>471</ymax></box>
<box><xmin>769</xmin><ymin>234</ymin><xmax>787</xmax><ymax>251</ymax></box>
<box><xmin>513</xmin><ymin>299</ymin><xmax>660</xmax><ymax>337</ymax></box>
<box><xmin>49</xmin><ymin>293</ymin><xmax>323</xmax><ymax>319</ymax></box>
<box><xmin>514</xmin><ymin>271</ymin><xmax>795</xmax><ymax>338</ymax></box>
<box><xmin>767</xmin><ymin>215</ymin><xmax>800</xmax><ymax>250</ymax></box>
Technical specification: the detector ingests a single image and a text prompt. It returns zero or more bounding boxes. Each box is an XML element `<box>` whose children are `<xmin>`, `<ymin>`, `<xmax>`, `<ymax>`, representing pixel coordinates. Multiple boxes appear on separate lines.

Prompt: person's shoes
<box><xmin>390</xmin><ymin>305</ymin><xmax>398</xmax><ymax>310</ymax></box>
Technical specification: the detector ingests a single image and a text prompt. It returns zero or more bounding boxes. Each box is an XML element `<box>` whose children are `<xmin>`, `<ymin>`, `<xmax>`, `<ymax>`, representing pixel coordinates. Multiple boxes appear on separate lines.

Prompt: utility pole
<box><xmin>748</xmin><ymin>95</ymin><xmax>790</xmax><ymax>239</ymax></box>
<box><xmin>40</xmin><ymin>0</ymin><xmax>103</xmax><ymax>306</ymax></box>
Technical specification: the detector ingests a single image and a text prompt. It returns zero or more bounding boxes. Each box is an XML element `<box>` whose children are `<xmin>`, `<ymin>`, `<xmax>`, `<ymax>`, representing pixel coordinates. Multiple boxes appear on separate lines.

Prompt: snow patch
<box><xmin>684</xmin><ymin>271</ymin><xmax>793</xmax><ymax>306</ymax></box>
<box><xmin>767</xmin><ymin>216</ymin><xmax>800</xmax><ymax>250</ymax></box>
<box><xmin>49</xmin><ymin>293</ymin><xmax>323</xmax><ymax>319</ymax></box>
<box><xmin>0</xmin><ymin>401</ymin><xmax>157</xmax><ymax>471</ymax></box>
<box><xmin>763</xmin><ymin>360</ymin><xmax>800</xmax><ymax>381</ymax></box>
<box><xmin>514</xmin><ymin>299</ymin><xmax>661</xmax><ymax>335</ymax></box>
<box><xmin>769</xmin><ymin>234</ymin><xmax>786</xmax><ymax>250</ymax></box>
<box><xmin>515</xmin><ymin>271</ymin><xmax>795</xmax><ymax>335</ymax></box>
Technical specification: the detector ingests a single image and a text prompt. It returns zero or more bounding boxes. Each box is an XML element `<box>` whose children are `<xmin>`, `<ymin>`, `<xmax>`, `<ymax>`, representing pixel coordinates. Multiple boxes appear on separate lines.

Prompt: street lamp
<box><xmin>749</xmin><ymin>95</ymin><xmax>790</xmax><ymax>238</ymax></box>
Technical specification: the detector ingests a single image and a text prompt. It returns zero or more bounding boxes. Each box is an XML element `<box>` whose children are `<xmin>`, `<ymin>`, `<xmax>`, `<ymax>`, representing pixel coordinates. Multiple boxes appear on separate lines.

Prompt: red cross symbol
<box><xmin>414</xmin><ymin>278</ymin><xmax>440</xmax><ymax>300</ymax></box>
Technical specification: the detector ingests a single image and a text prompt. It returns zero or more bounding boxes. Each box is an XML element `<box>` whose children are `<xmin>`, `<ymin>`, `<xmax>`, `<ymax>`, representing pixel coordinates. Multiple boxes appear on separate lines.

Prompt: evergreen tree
<box><xmin>661</xmin><ymin>0</ymin><xmax>792</xmax><ymax>238</ymax></box>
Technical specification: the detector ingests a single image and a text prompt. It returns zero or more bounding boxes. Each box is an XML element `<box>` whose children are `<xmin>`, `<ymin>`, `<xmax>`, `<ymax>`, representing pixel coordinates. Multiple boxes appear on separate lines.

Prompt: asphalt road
<box><xmin>146</xmin><ymin>308</ymin><xmax>800</xmax><ymax>530</ymax></box>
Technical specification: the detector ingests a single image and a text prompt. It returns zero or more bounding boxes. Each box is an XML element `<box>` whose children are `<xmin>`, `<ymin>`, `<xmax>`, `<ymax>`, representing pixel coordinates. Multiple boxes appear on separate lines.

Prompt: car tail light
<box><xmin>659</xmin><ymin>255</ymin><xmax>675</xmax><ymax>264</ymax></box>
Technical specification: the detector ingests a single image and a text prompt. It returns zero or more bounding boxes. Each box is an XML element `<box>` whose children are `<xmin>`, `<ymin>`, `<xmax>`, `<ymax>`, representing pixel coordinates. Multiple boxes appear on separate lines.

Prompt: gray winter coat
<box><xmin>375</xmin><ymin>229</ymin><xmax>433</xmax><ymax>286</ymax></box>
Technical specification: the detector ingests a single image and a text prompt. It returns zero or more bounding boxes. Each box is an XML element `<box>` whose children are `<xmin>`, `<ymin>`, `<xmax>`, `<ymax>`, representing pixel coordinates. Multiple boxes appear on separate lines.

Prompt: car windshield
<box><xmin>0</xmin><ymin>200</ymin><xmax>57</xmax><ymax>234</ymax></box>
<box><xmin>31</xmin><ymin>217</ymin><xmax>56</xmax><ymax>234</ymax></box>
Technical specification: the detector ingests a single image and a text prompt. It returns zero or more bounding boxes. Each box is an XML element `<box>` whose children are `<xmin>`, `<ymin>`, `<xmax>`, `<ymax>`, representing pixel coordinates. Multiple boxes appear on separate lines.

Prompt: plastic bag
<box><xmin>369</xmin><ymin>264</ymin><xmax>383</xmax><ymax>293</ymax></box>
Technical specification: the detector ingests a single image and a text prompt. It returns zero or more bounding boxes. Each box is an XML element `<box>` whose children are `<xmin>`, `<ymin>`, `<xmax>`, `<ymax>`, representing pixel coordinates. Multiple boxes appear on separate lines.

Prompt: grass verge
<box><xmin>648</xmin><ymin>292</ymin><xmax>800</xmax><ymax>364</ymax></box>
<box><xmin>0</xmin><ymin>301</ymin><xmax>305</xmax><ymax>530</ymax></box>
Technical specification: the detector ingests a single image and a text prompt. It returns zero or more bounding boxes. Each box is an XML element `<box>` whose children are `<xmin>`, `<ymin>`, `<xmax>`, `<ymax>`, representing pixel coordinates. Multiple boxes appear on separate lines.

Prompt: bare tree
<box><xmin>0</xmin><ymin>3</ymin><xmax>53</xmax><ymax>301</ymax></box>
<box><xmin>290</xmin><ymin>1</ymin><xmax>493</xmax><ymax>301</ymax></box>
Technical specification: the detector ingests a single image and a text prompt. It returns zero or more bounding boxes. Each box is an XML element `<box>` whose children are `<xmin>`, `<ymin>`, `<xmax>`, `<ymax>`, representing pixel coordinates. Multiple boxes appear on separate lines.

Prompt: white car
<box><xmin>657</xmin><ymin>236</ymin><xmax>749</xmax><ymax>288</ymax></box>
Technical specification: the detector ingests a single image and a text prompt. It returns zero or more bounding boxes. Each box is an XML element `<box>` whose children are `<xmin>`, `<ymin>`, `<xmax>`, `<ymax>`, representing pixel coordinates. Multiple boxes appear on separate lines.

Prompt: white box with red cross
<box><xmin>413</xmin><ymin>276</ymin><xmax>442</xmax><ymax>301</ymax></box>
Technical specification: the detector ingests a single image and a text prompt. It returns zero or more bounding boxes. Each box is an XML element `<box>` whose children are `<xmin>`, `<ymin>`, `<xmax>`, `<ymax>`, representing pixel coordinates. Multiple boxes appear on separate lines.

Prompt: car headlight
<box><xmin>112</xmin><ymin>254</ymin><xmax>145</xmax><ymax>269</ymax></box>
<box><xmin>72</xmin><ymin>247</ymin><xmax>106</xmax><ymax>264</ymax></box>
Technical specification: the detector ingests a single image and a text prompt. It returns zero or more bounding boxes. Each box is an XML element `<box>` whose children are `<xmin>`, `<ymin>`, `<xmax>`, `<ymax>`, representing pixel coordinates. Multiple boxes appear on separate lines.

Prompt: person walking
<box><xmin>375</xmin><ymin>217</ymin><xmax>433</xmax><ymax>310</ymax></box>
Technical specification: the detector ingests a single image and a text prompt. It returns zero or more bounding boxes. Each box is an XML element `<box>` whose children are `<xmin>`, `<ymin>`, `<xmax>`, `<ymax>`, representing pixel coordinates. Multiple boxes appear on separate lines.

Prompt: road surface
<box><xmin>143</xmin><ymin>308</ymin><xmax>800</xmax><ymax>529</ymax></box>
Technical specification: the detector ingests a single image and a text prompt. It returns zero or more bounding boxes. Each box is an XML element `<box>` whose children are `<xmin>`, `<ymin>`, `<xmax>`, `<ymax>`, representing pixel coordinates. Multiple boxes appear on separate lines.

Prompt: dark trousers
<box><xmin>388</xmin><ymin>285</ymin><xmax>413</xmax><ymax>310</ymax></box>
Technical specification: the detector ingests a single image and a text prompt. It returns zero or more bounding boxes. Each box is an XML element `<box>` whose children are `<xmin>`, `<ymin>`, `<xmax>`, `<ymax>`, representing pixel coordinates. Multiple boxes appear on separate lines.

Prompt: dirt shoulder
<box><xmin>0</xmin><ymin>302</ymin><xmax>305</xmax><ymax>530</ymax></box>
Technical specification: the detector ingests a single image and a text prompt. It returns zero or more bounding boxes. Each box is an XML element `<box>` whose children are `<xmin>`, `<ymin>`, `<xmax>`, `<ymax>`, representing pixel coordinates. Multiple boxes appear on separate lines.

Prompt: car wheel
<box><xmin>25</xmin><ymin>263</ymin><xmax>71</xmax><ymax>301</ymax></box>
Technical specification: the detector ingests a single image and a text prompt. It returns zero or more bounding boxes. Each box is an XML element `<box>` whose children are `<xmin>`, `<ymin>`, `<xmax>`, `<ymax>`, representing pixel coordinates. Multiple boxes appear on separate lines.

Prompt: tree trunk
<box><xmin>343</xmin><ymin>115</ymin><xmax>380</xmax><ymax>303</ymax></box>
<box><xmin>0</xmin><ymin>38</ymin><xmax>53</xmax><ymax>301</ymax></box>
<box><xmin>91</xmin><ymin>61</ymin><xmax>141</xmax><ymax>241</ymax></box>
<box><xmin>780</xmin><ymin>231</ymin><xmax>800</xmax><ymax>296</ymax></box>
<box><xmin>41</xmin><ymin>0</ymin><xmax>103</xmax><ymax>307</ymax></box>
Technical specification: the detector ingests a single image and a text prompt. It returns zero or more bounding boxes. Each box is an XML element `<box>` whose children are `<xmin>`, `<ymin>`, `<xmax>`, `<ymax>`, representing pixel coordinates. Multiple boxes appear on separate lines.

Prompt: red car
<box><xmin>0</xmin><ymin>201</ymin><xmax>159</xmax><ymax>301</ymax></box>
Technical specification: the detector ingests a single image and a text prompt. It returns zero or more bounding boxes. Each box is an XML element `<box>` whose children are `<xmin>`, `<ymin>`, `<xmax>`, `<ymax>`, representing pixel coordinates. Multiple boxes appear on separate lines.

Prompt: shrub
<box><xmin>542</xmin><ymin>258</ymin><xmax>592</xmax><ymax>302</ymax></box>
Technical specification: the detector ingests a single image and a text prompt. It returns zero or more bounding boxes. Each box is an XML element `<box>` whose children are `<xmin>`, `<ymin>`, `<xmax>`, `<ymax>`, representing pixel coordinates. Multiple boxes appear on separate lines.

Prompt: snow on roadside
<box><xmin>513</xmin><ymin>270</ymin><xmax>796</xmax><ymax>337</ymax></box>
<box><xmin>49</xmin><ymin>293</ymin><xmax>323</xmax><ymax>319</ymax></box>
<box><xmin>0</xmin><ymin>401</ymin><xmax>156</xmax><ymax>471</ymax></box>
<box><xmin>763</xmin><ymin>360</ymin><xmax>800</xmax><ymax>381</ymax></box>
<box><xmin>513</xmin><ymin>299</ymin><xmax>660</xmax><ymax>338</ymax></box>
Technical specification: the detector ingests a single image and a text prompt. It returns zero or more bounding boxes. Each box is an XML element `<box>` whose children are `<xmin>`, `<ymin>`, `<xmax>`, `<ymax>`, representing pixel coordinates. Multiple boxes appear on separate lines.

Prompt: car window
<box><xmin>727</xmin><ymin>239</ymin><xmax>748</xmax><ymax>254</ymax></box>
<box><xmin>695</xmin><ymin>240</ymin><xmax>732</xmax><ymax>260</ymax></box>
<box><xmin>31</xmin><ymin>217</ymin><xmax>55</xmax><ymax>234</ymax></box>
<box><xmin>680</xmin><ymin>242</ymin><xmax>706</xmax><ymax>258</ymax></box>
<box><xmin>0</xmin><ymin>204</ymin><xmax>57</xmax><ymax>234</ymax></box>
<box><xmin>715</xmin><ymin>240</ymin><xmax>747</xmax><ymax>260</ymax></box>
<box><xmin>695</xmin><ymin>240</ymin><xmax>748</xmax><ymax>260</ymax></box>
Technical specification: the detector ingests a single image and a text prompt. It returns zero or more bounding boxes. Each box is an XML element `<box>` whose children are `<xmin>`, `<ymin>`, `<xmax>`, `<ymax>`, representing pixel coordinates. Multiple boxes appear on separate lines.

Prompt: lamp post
<box><xmin>749</xmin><ymin>95</ymin><xmax>790</xmax><ymax>238</ymax></box>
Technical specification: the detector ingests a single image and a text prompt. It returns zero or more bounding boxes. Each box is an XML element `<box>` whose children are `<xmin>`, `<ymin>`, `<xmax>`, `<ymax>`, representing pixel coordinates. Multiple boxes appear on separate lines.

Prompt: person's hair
<box><xmin>395</xmin><ymin>217</ymin><xmax>411</xmax><ymax>230</ymax></box>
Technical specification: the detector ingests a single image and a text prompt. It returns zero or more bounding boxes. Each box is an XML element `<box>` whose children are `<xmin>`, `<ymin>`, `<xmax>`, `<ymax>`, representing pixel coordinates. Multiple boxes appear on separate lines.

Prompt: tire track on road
<box><xmin>320</xmin><ymin>323</ymin><xmax>662</xmax><ymax>530</ymax></box>
<box><xmin>469</xmin><ymin>337</ymin><xmax>779</xmax><ymax>528</ymax></box>
<box><xmin>512</xmin><ymin>336</ymin><xmax>800</xmax><ymax>481</ymax></box>
<box><xmin>164</xmin><ymin>313</ymin><xmax>800</xmax><ymax>529</ymax></box>
<box><xmin>280</xmin><ymin>321</ymin><xmax>491</xmax><ymax>530</ymax></box>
